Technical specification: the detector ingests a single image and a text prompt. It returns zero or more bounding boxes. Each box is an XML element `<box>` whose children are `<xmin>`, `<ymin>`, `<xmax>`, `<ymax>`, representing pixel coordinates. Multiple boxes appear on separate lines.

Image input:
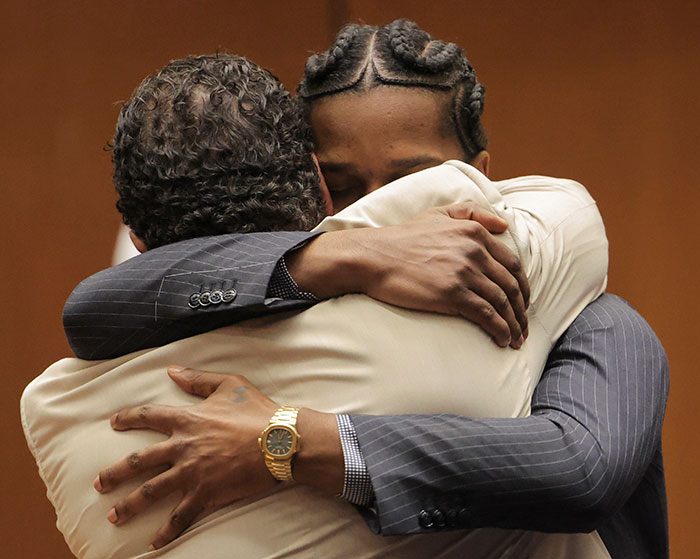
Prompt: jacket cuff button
<box><xmin>209</xmin><ymin>289</ymin><xmax>224</xmax><ymax>304</ymax></box>
<box><xmin>418</xmin><ymin>509</ymin><xmax>434</xmax><ymax>529</ymax></box>
<box><xmin>432</xmin><ymin>508</ymin><xmax>446</xmax><ymax>529</ymax></box>
<box><xmin>222</xmin><ymin>288</ymin><xmax>237</xmax><ymax>303</ymax></box>
<box><xmin>458</xmin><ymin>507</ymin><xmax>472</xmax><ymax>528</ymax></box>
<box><xmin>199</xmin><ymin>291</ymin><xmax>212</xmax><ymax>306</ymax></box>
<box><xmin>446</xmin><ymin>509</ymin><xmax>459</xmax><ymax>528</ymax></box>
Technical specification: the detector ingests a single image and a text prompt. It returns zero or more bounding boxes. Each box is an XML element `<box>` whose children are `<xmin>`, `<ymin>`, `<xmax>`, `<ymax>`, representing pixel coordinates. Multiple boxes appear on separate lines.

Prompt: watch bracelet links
<box><xmin>264</xmin><ymin>455</ymin><xmax>294</xmax><ymax>480</ymax></box>
<box><xmin>264</xmin><ymin>406</ymin><xmax>300</xmax><ymax>481</ymax></box>
<box><xmin>271</xmin><ymin>406</ymin><xmax>300</xmax><ymax>425</ymax></box>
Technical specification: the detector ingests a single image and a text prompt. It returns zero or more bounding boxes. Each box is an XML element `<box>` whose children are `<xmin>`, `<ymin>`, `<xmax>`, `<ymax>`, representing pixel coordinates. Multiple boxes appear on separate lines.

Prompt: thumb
<box><xmin>444</xmin><ymin>202</ymin><xmax>508</xmax><ymax>233</ymax></box>
<box><xmin>168</xmin><ymin>366</ymin><xmax>228</xmax><ymax>398</ymax></box>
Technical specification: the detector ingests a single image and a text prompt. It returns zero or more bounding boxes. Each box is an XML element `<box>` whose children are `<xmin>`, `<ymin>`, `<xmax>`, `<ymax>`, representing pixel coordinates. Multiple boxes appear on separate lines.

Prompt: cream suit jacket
<box><xmin>22</xmin><ymin>161</ymin><xmax>610</xmax><ymax>559</ymax></box>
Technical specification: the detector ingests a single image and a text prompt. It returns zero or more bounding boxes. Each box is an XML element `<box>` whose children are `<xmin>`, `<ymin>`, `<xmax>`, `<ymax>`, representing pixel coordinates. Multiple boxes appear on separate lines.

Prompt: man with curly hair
<box><xmin>112</xmin><ymin>54</ymin><xmax>329</xmax><ymax>252</ymax></box>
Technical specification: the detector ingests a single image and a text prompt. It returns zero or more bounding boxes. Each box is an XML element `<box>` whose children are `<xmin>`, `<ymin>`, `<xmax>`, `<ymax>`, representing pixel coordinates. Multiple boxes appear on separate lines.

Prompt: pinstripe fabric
<box><xmin>350</xmin><ymin>294</ymin><xmax>669</xmax><ymax>559</ymax></box>
<box><xmin>63</xmin><ymin>231</ymin><xmax>320</xmax><ymax>359</ymax></box>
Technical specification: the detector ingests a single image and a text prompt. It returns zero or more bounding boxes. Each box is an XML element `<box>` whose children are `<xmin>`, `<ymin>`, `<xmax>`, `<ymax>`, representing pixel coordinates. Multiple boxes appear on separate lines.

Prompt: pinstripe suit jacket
<box><xmin>351</xmin><ymin>294</ymin><xmax>669</xmax><ymax>559</ymax></box>
<box><xmin>63</xmin><ymin>231</ymin><xmax>320</xmax><ymax>360</ymax></box>
<box><xmin>62</xmin><ymin>166</ymin><xmax>668</xmax><ymax>558</ymax></box>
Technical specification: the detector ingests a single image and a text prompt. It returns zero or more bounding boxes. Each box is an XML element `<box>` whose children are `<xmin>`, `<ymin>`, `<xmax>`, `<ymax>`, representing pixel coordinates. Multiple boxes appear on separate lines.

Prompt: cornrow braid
<box><xmin>386</xmin><ymin>19</ymin><xmax>461</xmax><ymax>73</ymax></box>
<box><xmin>298</xmin><ymin>18</ymin><xmax>488</xmax><ymax>159</ymax></box>
<box><xmin>299</xmin><ymin>24</ymin><xmax>377</xmax><ymax>98</ymax></box>
<box><xmin>452</xmin><ymin>81</ymin><xmax>487</xmax><ymax>157</ymax></box>
<box><xmin>305</xmin><ymin>25</ymin><xmax>358</xmax><ymax>80</ymax></box>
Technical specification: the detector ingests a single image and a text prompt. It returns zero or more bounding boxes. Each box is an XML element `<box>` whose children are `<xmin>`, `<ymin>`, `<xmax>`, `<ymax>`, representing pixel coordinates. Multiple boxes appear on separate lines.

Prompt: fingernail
<box><xmin>148</xmin><ymin>544</ymin><xmax>156</xmax><ymax>551</ymax></box>
<box><xmin>514</xmin><ymin>335</ymin><xmax>524</xmax><ymax>348</ymax></box>
<box><xmin>107</xmin><ymin>508</ymin><xmax>118</xmax><ymax>523</ymax></box>
<box><xmin>168</xmin><ymin>365</ymin><xmax>186</xmax><ymax>373</ymax></box>
<box><xmin>93</xmin><ymin>475</ymin><xmax>103</xmax><ymax>492</ymax></box>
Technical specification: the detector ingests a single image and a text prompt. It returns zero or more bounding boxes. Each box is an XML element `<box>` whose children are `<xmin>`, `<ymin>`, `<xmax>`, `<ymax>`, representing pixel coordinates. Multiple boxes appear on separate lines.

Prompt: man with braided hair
<box><xmin>286</xmin><ymin>23</ymin><xmax>668</xmax><ymax>559</ymax></box>
<box><xmin>299</xmin><ymin>19</ymin><xmax>488</xmax><ymax>193</ymax></box>
<box><xmin>35</xmin><ymin>19</ymin><xmax>666</xmax><ymax>559</ymax></box>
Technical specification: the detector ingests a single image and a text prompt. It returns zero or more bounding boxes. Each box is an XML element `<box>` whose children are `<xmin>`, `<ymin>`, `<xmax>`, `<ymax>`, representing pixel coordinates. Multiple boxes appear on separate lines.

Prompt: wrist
<box><xmin>285</xmin><ymin>230</ymin><xmax>380</xmax><ymax>299</ymax></box>
<box><xmin>293</xmin><ymin>408</ymin><xmax>344</xmax><ymax>495</ymax></box>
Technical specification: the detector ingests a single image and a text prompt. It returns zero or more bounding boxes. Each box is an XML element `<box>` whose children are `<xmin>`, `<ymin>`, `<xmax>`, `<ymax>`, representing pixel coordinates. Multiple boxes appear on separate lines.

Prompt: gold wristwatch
<box><xmin>258</xmin><ymin>406</ymin><xmax>301</xmax><ymax>481</ymax></box>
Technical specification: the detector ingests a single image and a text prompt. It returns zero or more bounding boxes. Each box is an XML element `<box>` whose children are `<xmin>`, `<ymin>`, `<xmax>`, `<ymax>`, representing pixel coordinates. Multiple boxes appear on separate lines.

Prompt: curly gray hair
<box><xmin>112</xmin><ymin>54</ymin><xmax>326</xmax><ymax>249</ymax></box>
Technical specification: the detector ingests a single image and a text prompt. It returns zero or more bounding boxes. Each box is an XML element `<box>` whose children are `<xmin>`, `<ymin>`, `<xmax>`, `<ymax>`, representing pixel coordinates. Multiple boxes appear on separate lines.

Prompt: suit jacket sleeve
<box><xmin>63</xmin><ymin>231</ymin><xmax>320</xmax><ymax>359</ymax></box>
<box><xmin>349</xmin><ymin>294</ymin><xmax>669</xmax><ymax>536</ymax></box>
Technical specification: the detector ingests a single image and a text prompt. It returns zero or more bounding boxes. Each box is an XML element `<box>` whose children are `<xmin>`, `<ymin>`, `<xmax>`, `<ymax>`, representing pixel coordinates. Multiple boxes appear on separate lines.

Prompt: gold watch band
<box><xmin>264</xmin><ymin>454</ymin><xmax>294</xmax><ymax>480</ymax></box>
<box><xmin>262</xmin><ymin>406</ymin><xmax>300</xmax><ymax>481</ymax></box>
<box><xmin>270</xmin><ymin>406</ymin><xmax>300</xmax><ymax>426</ymax></box>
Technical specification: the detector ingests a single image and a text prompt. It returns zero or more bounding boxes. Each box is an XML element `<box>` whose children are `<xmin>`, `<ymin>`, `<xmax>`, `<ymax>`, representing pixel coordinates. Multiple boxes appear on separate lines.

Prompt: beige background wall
<box><xmin>2</xmin><ymin>1</ymin><xmax>697</xmax><ymax>557</ymax></box>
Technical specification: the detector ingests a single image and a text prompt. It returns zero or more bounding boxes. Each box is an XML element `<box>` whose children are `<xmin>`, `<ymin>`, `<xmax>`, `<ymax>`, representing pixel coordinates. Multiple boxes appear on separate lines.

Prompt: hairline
<box><xmin>307</xmin><ymin>83</ymin><xmax>474</xmax><ymax>163</ymax></box>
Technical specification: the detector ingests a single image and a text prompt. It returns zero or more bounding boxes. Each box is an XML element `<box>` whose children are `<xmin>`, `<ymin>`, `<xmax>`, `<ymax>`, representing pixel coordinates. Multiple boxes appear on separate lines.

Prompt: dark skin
<box><xmin>291</xmin><ymin>87</ymin><xmax>528</xmax><ymax>347</ymax></box>
<box><xmin>97</xmin><ymin>367</ymin><xmax>343</xmax><ymax>550</ymax></box>
<box><xmin>95</xmin><ymin>87</ymin><xmax>530</xmax><ymax>550</ymax></box>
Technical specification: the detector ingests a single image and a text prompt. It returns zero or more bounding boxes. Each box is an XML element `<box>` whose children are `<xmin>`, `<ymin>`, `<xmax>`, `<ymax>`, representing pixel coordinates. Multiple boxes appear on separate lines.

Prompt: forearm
<box><xmin>351</xmin><ymin>412</ymin><xmax>609</xmax><ymax>533</ymax></box>
<box><xmin>349</xmin><ymin>295</ymin><xmax>669</xmax><ymax>534</ymax></box>
<box><xmin>289</xmin><ymin>405</ymin><xmax>615</xmax><ymax>532</ymax></box>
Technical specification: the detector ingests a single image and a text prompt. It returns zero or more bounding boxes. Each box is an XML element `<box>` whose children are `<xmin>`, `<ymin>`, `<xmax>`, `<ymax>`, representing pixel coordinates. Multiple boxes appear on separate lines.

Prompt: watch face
<box><xmin>265</xmin><ymin>427</ymin><xmax>294</xmax><ymax>457</ymax></box>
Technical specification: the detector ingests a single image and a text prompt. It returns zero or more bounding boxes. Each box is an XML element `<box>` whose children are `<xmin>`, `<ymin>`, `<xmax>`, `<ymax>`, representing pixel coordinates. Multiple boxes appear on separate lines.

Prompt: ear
<box><xmin>471</xmin><ymin>150</ymin><xmax>490</xmax><ymax>178</ymax></box>
<box><xmin>128</xmin><ymin>229</ymin><xmax>148</xmax><ymax>253</ymax></box>
<box><xmin>312</xmin><ymin>153</ymin><xmax>334</xmax><ymax>216</ymax></box>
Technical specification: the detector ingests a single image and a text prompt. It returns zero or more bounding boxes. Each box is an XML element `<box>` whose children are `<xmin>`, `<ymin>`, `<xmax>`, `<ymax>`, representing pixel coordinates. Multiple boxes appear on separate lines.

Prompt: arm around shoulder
<box><xmin>63</xmin><ymin>231</ymin><xmax>320</xmax><ymax>359</ymax></box>
<box><xmin>349</xmin><ymin>294</ymin><xmax>669</xmax><ymax>535</ymax></box>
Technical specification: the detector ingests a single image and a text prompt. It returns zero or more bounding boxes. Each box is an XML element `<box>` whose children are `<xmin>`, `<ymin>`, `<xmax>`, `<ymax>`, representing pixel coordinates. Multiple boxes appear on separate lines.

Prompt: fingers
<box><xmin>481</xmin><ymin>233</ymin><xmax>531</xmax><ymax>313</ymax></box>
<box><xmin>445</xmin><ymin>202</ymin><xmax>508</xmax><ymax>233</ymax></box>
<box><xmin>108</xmin><ymin>473</ymin><xmax>206</xmax><ymax>551</ymax></box>
<box><xmin>478</xmin><ymin>246</ymin><xmax>529</xmax><ymax>341</ymax></box>
<box><xmin>436</xmin><ymin>211</ymin><xmax>530</xmax><ymax>344</ymax></box>
<box><xmin>456</xmin><ymin>290</ymin><xmax>511</xmax><ymax>347</ymax></box>
<box><xmin>95</xmin><ymin>440</ymin><xmax>173</xmax><ymax>493</ymax></box>
<box><xmin>168</xmin><ymin>366</ymin><xmax>230</xmax><ymax>398</ymax></box>
<box><xmin>149</xmin><ymin>498</ymin><xmax>204</xmax><ymax>551</ymax></box>
<box><xmin>440</xmin><ymin>202</ymin><xmax>531</xmax><ymax>309</ymax></box>
<box><xmin>447</xmin><ymin>227</ymin><xmax>526</xmax><ymax>346</ymax></box>
<box><xmin>459</xmin><ymin>277</ymin><xmax>519</xmax><ymax>348</ymax></box>
<box><xmin>106</xmin><ymin>468</ymin><xmax>181</xmax><ymax>526</ymax></box>
<box><xmin>111</xmin><ymin>403</ymin><xmax>179</xmax><ymax>434</ymax></box>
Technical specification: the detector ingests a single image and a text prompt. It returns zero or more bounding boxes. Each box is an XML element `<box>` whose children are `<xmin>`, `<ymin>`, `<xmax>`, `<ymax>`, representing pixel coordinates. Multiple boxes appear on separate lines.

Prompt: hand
<box><xmin>94</xmin><ymin>367</ymin><xmax>280</xmax><ymax>551</ymax></box>
<box><xmin>288</xmin><ymin>202</ymin><xmax>530</xmax><ymax>348</ymax></box>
